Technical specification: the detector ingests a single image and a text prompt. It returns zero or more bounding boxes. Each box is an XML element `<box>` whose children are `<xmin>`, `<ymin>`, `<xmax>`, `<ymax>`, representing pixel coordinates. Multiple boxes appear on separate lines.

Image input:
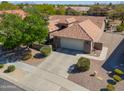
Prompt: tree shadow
<box><xmin>100</xmin><ymin>88</ymin><xmax>108</xmax><ymax>91</ymax></box>
<box><xmin>0</xmin><ymin>47</ymin><xmax>30</xmax><ymax>64</ymax></box>
<box><xmin>67</xmin><ymin>64</ymin><xmax>80</xmax><ymax>74</ymax></box>
<box><xmin>33</xmin><ymin>53</ymin><xmax>45</xmax><ymax>59</ymax></box>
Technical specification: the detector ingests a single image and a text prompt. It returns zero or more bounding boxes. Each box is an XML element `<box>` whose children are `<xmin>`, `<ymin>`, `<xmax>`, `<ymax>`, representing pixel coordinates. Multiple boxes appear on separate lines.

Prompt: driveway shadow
<box><xmin>56</xmin><ymin>48</ymin><xmax>84</xmax><ymax>56</ymax></box>
<box><xmin>102</xmin><ymin>39</ymin><xmax>124</xmax><ymax>71</ymax></box>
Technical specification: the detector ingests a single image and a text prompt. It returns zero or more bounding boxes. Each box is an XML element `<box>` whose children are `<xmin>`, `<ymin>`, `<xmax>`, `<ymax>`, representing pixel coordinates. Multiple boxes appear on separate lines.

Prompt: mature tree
<box><xmin>0</xmin><ymin>1</ymin><xmax>18</xmax><ymax>10</ymax></box>
<box><xmin>88</xmin><ymin>5</ymin><xmax>108</xmax><ymax>16</ymax></box>
<box><xmin>115</xmin><ymin>6</ymin><xmax>124</xmax><ymax>23</ymax></box>
<box><xmin>24</xmin><ymin>5</ymin><xmax>49</xmax><ymax>21</ymax></box>
<box><xmin>66</xmin><ymin>9</ymin><xmax>81</xmax><ymax>15</ymax></box>
<box><xmin>22</xmin><ymin>14</ymin><xmax>48</xmax><ymax>49</ymax></box>
<box><xmin>0</xmin><ymin>14</ymin><xmax>23</xmax><ymax>49</ymax></box>
<box><xmin>55</xmin><ymin>6</ymin><xmax>66</xmax><ymax>15</ymax></box>
<box><xmin>0</xmin><ymin>14</ymin><xmax>48</xmax><ymax>50</ymax></box>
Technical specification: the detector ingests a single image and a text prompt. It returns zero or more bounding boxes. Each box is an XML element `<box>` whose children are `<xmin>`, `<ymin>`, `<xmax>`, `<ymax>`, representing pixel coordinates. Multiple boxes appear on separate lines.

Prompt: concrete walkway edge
<box><xmin>77</xmin><ymin>47</ymin><xmax>108</xmax><ymax>61</ymax></box>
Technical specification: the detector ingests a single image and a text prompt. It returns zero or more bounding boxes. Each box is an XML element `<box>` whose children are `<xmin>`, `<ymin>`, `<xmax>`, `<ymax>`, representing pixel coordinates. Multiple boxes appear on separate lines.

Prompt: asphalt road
<box><xmin>0</xmin><ymin>78</ymin><xmax>24</xmax><ymax>91</ymax></box>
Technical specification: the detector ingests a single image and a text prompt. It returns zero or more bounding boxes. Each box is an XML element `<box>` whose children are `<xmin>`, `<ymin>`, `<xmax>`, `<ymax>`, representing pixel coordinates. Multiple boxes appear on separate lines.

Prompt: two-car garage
<box><xmin>60</xmin><ymin>37</ymin><xmax>84</xmax><ymax>51</ymax></box>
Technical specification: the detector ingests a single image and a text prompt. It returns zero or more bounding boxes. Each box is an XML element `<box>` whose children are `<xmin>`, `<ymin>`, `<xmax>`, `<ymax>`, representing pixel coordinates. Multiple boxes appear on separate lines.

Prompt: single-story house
<box><xmin>0</xmin><ymin>9</ymin><xmax>27</xmax><ymax>19</ymax></box>
<box><xmin>48</xmin><ymin>15</ymin><xmax>105</xmax><ymax>53</ymax></box>
<box><xmin>66</xmin><ymin>6</ymin><xmax>90</xmax><ymax>13</ymax></box>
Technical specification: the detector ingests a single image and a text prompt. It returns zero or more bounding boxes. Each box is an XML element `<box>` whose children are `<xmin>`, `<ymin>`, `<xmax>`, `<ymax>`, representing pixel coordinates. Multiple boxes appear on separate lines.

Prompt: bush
<box><xmin>0</xmin><ymin>64</ymin><xmax>4</xmax><ymax>69</ymax></box>
<box><xmin>114</xmin><ymin>69</ymin><xmax>124</xmax><ymax>75</ymax></box>
<box><xmin>21</xmin><ymin>50</ymin><xmax>32</xmax><ymax>60</ymax></box>
<box><xmin>113</xmin><ymin>75</ymin><xmax>122</xmax><ymax>82</ymax></box>
<box><xmin>4</xmin><ymin>65</ymin><xmax>16</xmax><ymax>73</ymax></box>
<box><xmin>116</xmin><ymin>24</ymin><xmax>124</xmax><ymax>32</ymax></box>
<box><xmin>40</xmin><ymin>45</ymin><xmax>52</xmax><ymax>57</ymax></box>
<box><xmin>76</xmin><ymin>57</ymin><xmax>90</xmax><ymax>72</ymax></box>
<box><xmin>106</xmin><ymin>84</ymin><xmax>115</xmax><ymax>91</ymax></box>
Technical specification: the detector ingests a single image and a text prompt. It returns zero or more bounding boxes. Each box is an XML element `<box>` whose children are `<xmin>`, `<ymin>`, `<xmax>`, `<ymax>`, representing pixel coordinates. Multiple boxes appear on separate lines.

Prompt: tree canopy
<box><xmin>0</xmin><ymin>1</ymin><xmax>18</xmax><ymax>10</ymax></box>
<box><xmin>0</xmin><ymin>14</ymin><xmax>48</xmax><ymax>49</ymax></box>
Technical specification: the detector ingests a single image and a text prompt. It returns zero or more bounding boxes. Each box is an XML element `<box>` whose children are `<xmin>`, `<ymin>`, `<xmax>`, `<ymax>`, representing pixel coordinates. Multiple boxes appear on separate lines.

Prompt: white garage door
<box><xmin>60</xmin><ymin>37</ymin><xmax>84</xmax><ymax>51</ymax></box>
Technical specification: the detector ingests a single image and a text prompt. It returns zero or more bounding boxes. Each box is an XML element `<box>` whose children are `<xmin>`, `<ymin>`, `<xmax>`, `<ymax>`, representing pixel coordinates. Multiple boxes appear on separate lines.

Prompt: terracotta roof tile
<box><xmin>79</xmin><ymin>19</ymin><xmax>103</xmax><ymax>42</ymax></box>
<box><xmin>68</xmin><ymin>6</ymin><xmax>90</xmax><ymax>12</ymax></box>
<box><xmin>49</xmin><ymin>15</ymin><xmax>105</xmax><ymax>41</ymax></box>
<box><xmin>49</xmin><ymin>15</ymin><xmax>105</xmax><ymax>29</ymax></box>
<box><xmin>51</xmin><ymin>23</ymin><xmax>92</xmax><ymax>41</ymax></box>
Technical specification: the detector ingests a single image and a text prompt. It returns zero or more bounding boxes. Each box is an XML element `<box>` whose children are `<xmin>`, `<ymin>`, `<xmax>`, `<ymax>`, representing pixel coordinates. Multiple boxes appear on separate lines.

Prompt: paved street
<box><xmin>0</xmin><ymin>78</ymin><xmax>24</xmax><ymax>91</ymax></box>
<box><xmin>0</xmin><ymin>62</ymin><xmax>87</xmax><ymax>91</ymax></box>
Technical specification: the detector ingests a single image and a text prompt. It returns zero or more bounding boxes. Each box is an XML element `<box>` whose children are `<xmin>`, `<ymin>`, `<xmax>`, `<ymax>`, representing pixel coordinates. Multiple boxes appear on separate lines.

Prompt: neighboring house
<box><xmin>0</xmin><ymin>9</ymin><xmax>27</xmax><ymax>19</ymax></box>
<box><xmin>48</xmin><ymin>15</ymin><xmax>105</xmax><ymax>53</ymax></box>
<box><xmin>66</xmin><ymin>6</ymin><xmax>90</xmax><ymax>13</ymax></box>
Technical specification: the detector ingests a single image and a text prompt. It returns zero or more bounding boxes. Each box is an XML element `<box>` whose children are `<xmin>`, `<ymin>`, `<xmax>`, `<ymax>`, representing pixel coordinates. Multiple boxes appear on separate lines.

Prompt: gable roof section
<box><xmin>79</xmin><ymin>19</ymin><xmax>103</xmax><ymax>42</ymax></box>
<box><xmin>51</xmin><ymin>23</ymin><xmax>92</xmax><ymax>41</ymax></box>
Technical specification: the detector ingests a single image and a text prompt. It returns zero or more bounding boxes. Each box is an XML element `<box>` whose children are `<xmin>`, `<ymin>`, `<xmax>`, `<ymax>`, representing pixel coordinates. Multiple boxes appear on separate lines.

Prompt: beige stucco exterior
<box><xmin>53</xmin><ymin>37</ymin><xmax>92</xmax><ymax>53</ymax></box>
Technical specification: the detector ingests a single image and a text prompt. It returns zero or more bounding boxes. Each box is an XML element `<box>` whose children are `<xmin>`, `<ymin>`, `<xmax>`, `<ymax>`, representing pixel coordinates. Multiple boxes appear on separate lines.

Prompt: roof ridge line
<box><xmin>78</xmin><ymin>21</ymin><xmax>93</xmax><ymax>41</ymax></box>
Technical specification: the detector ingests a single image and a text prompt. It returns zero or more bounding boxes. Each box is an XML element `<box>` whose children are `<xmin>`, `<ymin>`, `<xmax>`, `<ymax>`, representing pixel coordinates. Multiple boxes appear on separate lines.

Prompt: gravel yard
<box><xmin>68</xmin><ymin>32</ymin><xmax>124</xmax><ymax>91</ymax></box>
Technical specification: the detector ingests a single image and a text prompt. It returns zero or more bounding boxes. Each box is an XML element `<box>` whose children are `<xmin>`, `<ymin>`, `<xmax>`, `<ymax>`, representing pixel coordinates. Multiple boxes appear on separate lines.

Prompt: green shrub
<box><xmin>113</xmin><ymin>75</ymin><xmax>122</xmax><ymax>82</ymax></box>
<box><xmin>40</xmin><ymin>45</ymin><xmax>52</xmax><ymax>57</ymax></box>
<box><xmin>106</xmin><ymin>84</ymin><xmax>115</xmax><ymax>91</ymax></box>
<box><xmin>0</xmin><ymin>64</ymin><xmax>4</xmax><ymax>69</ymax></box>
<box><xmin>4</xmin><ymin>65</ymin><xmax>16</xmax><ymax>73</ymax></box>
<box><xmin>21</xmin><ymin>50</ymin><xmax>32</xmax><ymax>60</ymax></box>
<box><xmin>116</xmin><ymin>24</ymin><xmax>124</xmax><ymax>32</ymax></box>
<box><xmin>114</xmin><ymin>69</ymin><xmax>124</xmax><ymax>75</ymax></box>
<box><xmin>76</xmin><ymin>57</ymin><xmax>90</xmax><ymax>72</ymax></box>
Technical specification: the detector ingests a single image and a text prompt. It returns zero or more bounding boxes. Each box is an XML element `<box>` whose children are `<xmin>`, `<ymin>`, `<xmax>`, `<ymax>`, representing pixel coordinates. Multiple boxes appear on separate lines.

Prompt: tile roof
<box><xmin>49</xmin><ymin>15</ymin><xmax>105</xmax><ymax>41</ymax></box>
<box><xmin>68</xmin><ymin>6</ymin><xmax>90</xmax><ymax>12</ymax></box>
<box><xmin>50</xmin><ymin>23</ymin><xmax>92</xmax><ymax>41</ymax></box>
<box><xmin>49</xmin><ymin>15</ymin><xmax>105</xmax><ymax>29</ymax></box>
<box><xmin>65</xmin><ymin>17</ymin><xmax>76</xmax><ymax>24</ymax></box>
<box><xmin>79</xmin><ymin>19</ymin><xmax>103</xmax><ymax>42</ymax></box>
<box><xmin>0</xmin><ymin>9</ymin><xmax>27</xmax><ymax>19</ymax></box>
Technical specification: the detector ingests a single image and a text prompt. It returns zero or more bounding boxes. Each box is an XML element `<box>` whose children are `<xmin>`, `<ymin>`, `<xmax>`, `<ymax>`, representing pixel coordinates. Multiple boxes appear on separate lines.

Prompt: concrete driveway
<box><xmin>38</xmin><ymin>48</ymin><xmax>79</xmax><ymax>78</ymax></box>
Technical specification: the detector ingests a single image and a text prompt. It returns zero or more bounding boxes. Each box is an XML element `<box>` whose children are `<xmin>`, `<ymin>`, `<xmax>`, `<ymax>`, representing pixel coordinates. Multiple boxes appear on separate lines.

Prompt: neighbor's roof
<box><xmin>0</xmin><ymin>9</ymin><xmax>27</xmax><ymax>18</ymax></box>
<box><xmin>68</xmin><ymin>6</ymin><xmax>90</xmax><ymax>12</ymax></box>
<box><xmin>49</xmin><ymin>15</ymin><xmax>105</xmax><ymax>42</ymax></box>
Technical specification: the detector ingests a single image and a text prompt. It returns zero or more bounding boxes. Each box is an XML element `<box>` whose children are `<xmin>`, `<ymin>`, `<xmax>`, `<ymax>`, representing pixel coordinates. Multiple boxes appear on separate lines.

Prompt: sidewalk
<box><xmin>77</xmin><ymin>47</ymin><xmax>108</xmax><ymax>61</ymax></box>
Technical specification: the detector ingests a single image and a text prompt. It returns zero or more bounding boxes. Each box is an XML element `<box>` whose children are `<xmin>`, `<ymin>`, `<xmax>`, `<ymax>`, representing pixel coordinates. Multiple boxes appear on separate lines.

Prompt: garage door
<box><xmin>60</xmin><ymin>37</ymin><xmax>84</xmax><ymax>51</ymax></box>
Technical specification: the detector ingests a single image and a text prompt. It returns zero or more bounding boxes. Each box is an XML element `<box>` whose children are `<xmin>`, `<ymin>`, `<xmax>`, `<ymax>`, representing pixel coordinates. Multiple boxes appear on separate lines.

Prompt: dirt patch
<box><xmin>23</xmin><ymin>49</ymin><xmax>46</xmax><ymax>66</ymax></box>
<box><xmin>0</xmin><ymin>46</ymin><xmax>46</xmax><ymax>66</ymax></box>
